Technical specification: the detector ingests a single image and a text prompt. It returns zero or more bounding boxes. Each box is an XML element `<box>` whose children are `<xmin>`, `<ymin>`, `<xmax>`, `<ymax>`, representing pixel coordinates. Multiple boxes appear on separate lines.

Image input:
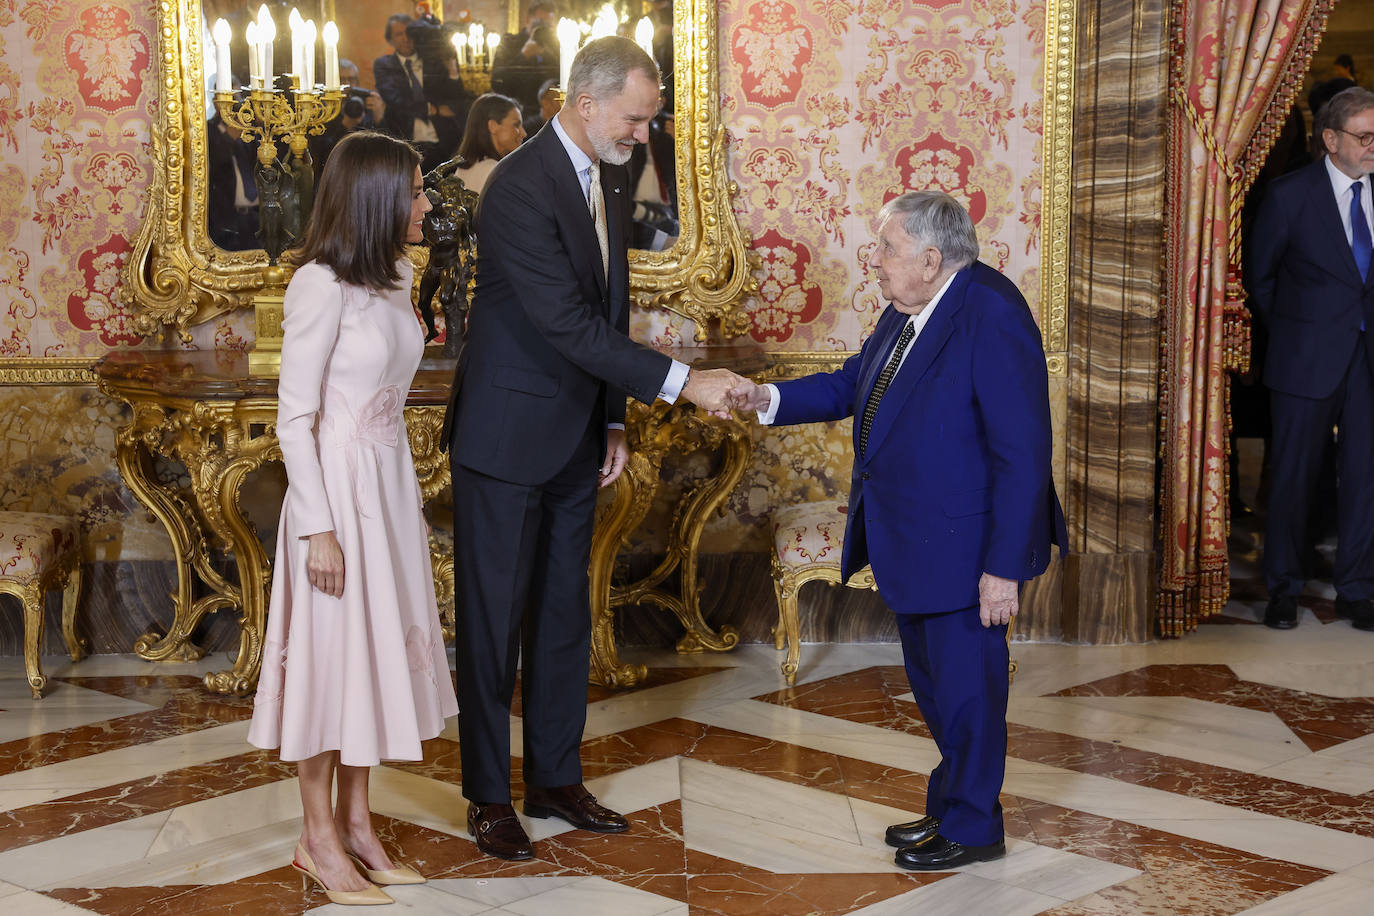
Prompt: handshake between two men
<box><xmin>676</xmin><ymin>368</ymin><xmax>770</xmax><ymax>418</ymax></box>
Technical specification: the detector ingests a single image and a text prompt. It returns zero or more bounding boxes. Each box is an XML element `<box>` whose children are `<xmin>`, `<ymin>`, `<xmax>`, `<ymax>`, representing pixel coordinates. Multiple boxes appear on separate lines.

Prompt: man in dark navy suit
<box><xmin>729</xmin><ymin>191</ymin><xmax>1066</xmax><ymax>870</ymax></box>
<box><xmin>441</xmin><ymin>36</ymin><xmax>741</xmax><ymax>862</ymax></box>
<box><xmin>1250</xmin><ymin>87</ymin><xmax>1374</xmax><ymax>631</ymax></box>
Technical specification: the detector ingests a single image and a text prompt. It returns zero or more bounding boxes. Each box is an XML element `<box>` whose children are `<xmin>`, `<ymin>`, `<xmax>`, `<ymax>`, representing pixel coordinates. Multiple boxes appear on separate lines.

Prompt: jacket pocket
<box><xmin>943</xmin><ymin>487</ymin><xmax>990</xmax><ymax>518</ymax></box>
<box><xmin>491</xmin><ymin>365</ymin><xmax>559</xmax><ymax>398</ymax></box>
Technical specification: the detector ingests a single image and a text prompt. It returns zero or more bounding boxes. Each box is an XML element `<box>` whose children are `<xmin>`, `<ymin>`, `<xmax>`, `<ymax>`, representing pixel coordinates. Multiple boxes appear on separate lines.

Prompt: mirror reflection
<box><xmin>202</xmin><ymin>1</ymin><xmax>678</xmax><ymax>254</ymax></box>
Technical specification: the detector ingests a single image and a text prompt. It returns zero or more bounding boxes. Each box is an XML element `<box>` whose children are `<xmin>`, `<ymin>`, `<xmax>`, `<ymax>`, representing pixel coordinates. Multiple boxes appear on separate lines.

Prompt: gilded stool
<box><xmin>769</xmin><ymin>500</ymin><xmax>875</xmax><ymax>685</ymax></box>
<box><xmin>0</xmin><ymin>511</ymin><xmax>86</xmax><ymax>698</ymax></box>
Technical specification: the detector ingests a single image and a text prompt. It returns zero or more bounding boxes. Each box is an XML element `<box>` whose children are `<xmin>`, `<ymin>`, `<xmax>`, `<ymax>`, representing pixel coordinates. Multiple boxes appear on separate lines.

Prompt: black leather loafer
<box><xmin>467</xmin><ymin>802</ymin><xmax>534</xmax><ymax>860</ymax></box>
<box><xmin>524</xmin><ymin>783</ymin><xmax>629</xmax><ymax>833</ymax></box>
<box><xmin>895</xmin><ymin>835</ymin><xmax>1006</xmax><ymax>870</ymax></box>
<box><xmin>1263</xmin><ymin>594</ymin><xmax>1298</xmax><ymax>630</ymax></box>
<box><xmin>1336</xmin><ymin>597</ymin><xmax>1374</xmax><ymax>631</ymax></box>
<box><xmin>885</xmin><ymin>815</ymin><xmax>941</xmax><ymax>848</ymax></box>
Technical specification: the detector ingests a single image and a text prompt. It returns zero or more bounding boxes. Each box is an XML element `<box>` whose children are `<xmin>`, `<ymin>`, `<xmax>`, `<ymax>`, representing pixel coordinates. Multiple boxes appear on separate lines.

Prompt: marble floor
<box><xmin>2</xmin><ymin>585</ymin><xmax>1373</xmax><ymax>915</ymax></box>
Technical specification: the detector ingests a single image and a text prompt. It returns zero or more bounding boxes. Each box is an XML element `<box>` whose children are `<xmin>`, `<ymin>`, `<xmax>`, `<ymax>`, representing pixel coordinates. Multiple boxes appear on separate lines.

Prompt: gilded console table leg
<box><xmin>200</xmin><ymin>426</ymin><xmax>278</xmax><ymax>696</ymax></box>
<box><xmin>59</xmin><ymin>559</ymin><xmax>87</xmax><ymax>662</ymax></box>
<box><xmin>588</xmin><ymin>451</ymin><xmax>656</xmax><ymax>688</ymax></box>
<box><xmin>112</xmin><ymin>420</ymin><xmax>209</xmax><ymax>663</ymax></box>
<box><xmin>661</xmin><ymin>415</ymin><xmax>748</xmax><ymax>655</ymax></box>
<box><xmin>4</xmin><ymin>581</ymin><xmax>46</xmax><ymax>699</ymax></box>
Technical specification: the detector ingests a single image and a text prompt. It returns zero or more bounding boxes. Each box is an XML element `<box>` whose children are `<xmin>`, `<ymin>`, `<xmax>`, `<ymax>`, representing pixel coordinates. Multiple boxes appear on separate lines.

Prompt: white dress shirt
<box><xmin>549</xmin><ymin>115</ymin><xmax>689</xmax><ymax>424</ymax></box>
<box><xmin>758</xmin><ymin>272</ymin><xmax>959</xmax><ymax>425</ymax></box>
<box><xmin>397</xmin><ymin>53</ymin><xmax>439</xmax><ymax>145</ymax></box>
<box><xmin>1325</xmin><ymin>154</ymin><xmax>1374</xmax><ymax>247</ymax></box>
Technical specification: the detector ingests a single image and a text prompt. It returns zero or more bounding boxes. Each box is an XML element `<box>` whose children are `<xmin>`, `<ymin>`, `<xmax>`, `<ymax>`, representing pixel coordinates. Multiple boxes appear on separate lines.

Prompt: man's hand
<box><xmin>306</xmin><ymin>531</ymin><xmax>345</xmax><ymax>598</ymax></box>
<box><xmin>978</xmin><ymin>572</ymin><xmax>1018</xmax><ymax>628</ymax></box>
<box><xmin>366</xmin><ymin>91</ymin><xmax>386</xmax><ymax>122</ymax></box>
<box><xmin>600</xmin><ymin>427</ymin><xmax>629</xmax><ymax>488</ymax></box>
<box><xmin>682</xmin><ymin>368</ymin><xmax>745</xmax><ymax>418</ymax></box>
<box><xmin>726</xmin><ymin>378</ymin><xmax>770</xmax><ymax>413</ymax></box>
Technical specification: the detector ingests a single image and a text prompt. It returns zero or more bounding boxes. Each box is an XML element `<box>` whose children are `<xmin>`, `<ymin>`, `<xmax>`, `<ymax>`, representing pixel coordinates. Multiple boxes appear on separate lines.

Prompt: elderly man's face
<box><xmin>870</xmin><ymin>216</ymin><xmax>942</xmax><ymax>315</ymax></box>
<box><xmin>1325</xmin><ymin>105</ymin><xmax>1374</xmax><ymax>179</ymax></box>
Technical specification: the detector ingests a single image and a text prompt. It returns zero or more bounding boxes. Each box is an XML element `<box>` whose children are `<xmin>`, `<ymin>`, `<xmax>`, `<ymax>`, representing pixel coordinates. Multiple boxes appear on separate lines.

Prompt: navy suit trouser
<box><xmin>896</xmin><ymin>607</ymin><xmax>1009</xmax><ymax>847</ymax></box>
<box><xmin>1266</xmin><ymin>340</ymin><xmax>1374</xmax><ymax>601</ymax></box>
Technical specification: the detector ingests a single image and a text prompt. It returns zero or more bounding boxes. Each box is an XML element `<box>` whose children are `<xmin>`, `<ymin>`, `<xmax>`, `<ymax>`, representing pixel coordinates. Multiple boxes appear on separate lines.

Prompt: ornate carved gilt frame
<box><xmin>121</xmin><ymin>0</ymin><xmax>757</xmax><ymax>342</ymax></box>
<box><xmin>1040</xmin><ymin>0</ymin><xmax>1076</xmax><ymax>376</ymax></box>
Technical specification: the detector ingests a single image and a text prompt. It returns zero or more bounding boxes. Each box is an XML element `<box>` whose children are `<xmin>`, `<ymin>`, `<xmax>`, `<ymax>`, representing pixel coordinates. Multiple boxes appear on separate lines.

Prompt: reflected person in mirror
<box><xmin>440</xmin><ymin>36</ymin><xmax>744</xmax><ymax>862</ymax></box>
<box><xmin>727</xmin><ymin>191</ymin><xmax>1067</xmax><ymax>871</ymax></box>
<box><xmin>247</xmin><ymin>132</ymin><xmax>457</xmax><ymax>907</ymax></box>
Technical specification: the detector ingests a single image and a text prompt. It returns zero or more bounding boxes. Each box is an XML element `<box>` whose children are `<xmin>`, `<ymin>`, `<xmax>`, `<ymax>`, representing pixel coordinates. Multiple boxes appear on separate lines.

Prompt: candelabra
<box><xmin>213</xmin><ymin>78</ymin><xmax>342</xmax><ymax>375</ymax></box>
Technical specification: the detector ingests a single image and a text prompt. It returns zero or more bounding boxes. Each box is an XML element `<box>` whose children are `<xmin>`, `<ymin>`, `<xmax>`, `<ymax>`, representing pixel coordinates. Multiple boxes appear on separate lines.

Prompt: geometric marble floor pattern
<box><xmin>2</xmin><ymin>601</ymin><xmax>1374</xmax><ymax>914</ymax></box>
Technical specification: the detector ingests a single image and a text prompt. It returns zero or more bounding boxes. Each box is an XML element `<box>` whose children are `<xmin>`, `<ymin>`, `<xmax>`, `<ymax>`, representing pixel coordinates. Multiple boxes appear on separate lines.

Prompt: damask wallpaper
<box><xmin>0</xmin><ymin>0</ymin><xmax>1050</xmax><ymax>586</ymax></box>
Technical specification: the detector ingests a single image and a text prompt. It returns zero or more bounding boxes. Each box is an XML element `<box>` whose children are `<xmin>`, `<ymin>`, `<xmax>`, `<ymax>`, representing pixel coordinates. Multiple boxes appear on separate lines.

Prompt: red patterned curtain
<box><xmin>1159</xmin><ymin>0</ymin><xmax>1336</xmax><ymax>636</ymax></box>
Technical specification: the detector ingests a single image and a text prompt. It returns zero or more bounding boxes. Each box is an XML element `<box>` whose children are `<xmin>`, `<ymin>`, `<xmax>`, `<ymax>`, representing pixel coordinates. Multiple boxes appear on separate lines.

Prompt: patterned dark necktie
<box><xmin>1352</xmin><ymin>180</ymin><xmax>1371</xmax><ymax>282</ymax></box>
<box><xmin>859</xmin><ymin>319</ymin><xmax>916</xmax><ymax>455</ymax></box>
<box><xmin>404</xmin><ymin>57</ymin><xmax>426</xmax><ymax>113</ymax></box>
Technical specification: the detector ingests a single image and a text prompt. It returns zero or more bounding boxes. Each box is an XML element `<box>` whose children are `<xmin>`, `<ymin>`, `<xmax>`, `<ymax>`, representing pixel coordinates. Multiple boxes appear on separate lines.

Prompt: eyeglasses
<box><xmin>1337</xmin><ymin>128</ymin><xmax>1374</xmax><ymax>148</ymax></box>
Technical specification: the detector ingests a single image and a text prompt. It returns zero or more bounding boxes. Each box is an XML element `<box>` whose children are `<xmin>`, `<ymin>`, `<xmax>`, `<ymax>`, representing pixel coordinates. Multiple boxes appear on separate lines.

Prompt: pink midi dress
<box><xmin>248</xmin><ymin>259</ymin><xmax>458</xmax><ymax>766</ymax></box>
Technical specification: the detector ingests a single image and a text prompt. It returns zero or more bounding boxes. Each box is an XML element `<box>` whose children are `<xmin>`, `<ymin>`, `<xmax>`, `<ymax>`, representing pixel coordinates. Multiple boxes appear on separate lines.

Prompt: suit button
<box><xmin>860</xmin><ymin>471</ymin><xmax>871</xmax><ymax>480</ymax></box>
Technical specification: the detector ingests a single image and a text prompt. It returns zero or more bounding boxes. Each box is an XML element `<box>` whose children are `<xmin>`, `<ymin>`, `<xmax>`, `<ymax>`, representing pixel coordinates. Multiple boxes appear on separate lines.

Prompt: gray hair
<box><xmin>879</xmin><ymin>191</ymin><xmax>979</xmax><ymax>270</ymax></box>
<box><xmin>1316</xmin><ymin>86</ymin><xmax>1374</xmax><ymax>154</ymax></box>
<box><xmin>567</xmin><ymin>36</ymin><xmax>659</xmax><ymax>103</ymax></box>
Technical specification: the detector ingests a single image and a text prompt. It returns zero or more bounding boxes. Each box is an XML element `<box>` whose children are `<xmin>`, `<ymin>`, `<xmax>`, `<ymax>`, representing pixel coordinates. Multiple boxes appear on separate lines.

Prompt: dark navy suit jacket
<box><xmin>1249</xmin><ymin>159</ymin><xmax>1374</xmax><ymax>399</ymax></box>
<box><xmin>774</xmin><ymin>262</ymin><xmax>1067</xmax><ymax>614</ymax></box>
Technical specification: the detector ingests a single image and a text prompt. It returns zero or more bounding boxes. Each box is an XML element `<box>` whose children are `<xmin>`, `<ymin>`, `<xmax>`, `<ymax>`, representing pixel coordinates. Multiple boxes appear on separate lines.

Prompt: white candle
<box><xmin>486</xmin><ymin>31</ymin><xmax>500</xmax><ymax>67</ymax></box>
<box><xmin>323</xmin><ymin>21</ymin><xmax>339</xmax><ymax>90</ymax></box>
<box><xmin>257</xmin><ymin>5</ymin><xmax>275</xmax><ymax>86</ymax></box>
<box><xmin>288</xmin><ymin>8</ymin><xmax>303</xmax><ymax>79</ymax></box>
<box><xmin>246</xmin><ymin>21</ymin><xmax>260</xmax><ymax>87</ymax></box>
<box><xmin>635</xmin><ymin>17</ymin><xmax>653</xmax><ymax>60</ymax></box>
<box><xmin>557</xmin><ymin>19</ymin><xmax>579</xmax><ymax>91</ymax></box>
<box><xmin>213</xmin><ymin>19</ymin><xmax>233</xmax><ymax>92</ymax></box>
<box><xmin>451</xmin><ymin>32</ymin><xmax>465</xmax><ymax>67</ymax></box>
<box><xmin>303</xmin><ymin>20</ymin><xmax>316</xmax><ymax>88</ymax></box>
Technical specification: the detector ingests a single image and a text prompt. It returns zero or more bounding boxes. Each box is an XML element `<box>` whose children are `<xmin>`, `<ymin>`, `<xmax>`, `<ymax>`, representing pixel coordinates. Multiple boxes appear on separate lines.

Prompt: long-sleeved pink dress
<box><xmin>248</xmin><ymin>259</ymin><xmax>458</xmax><ymax>766</ymax></box>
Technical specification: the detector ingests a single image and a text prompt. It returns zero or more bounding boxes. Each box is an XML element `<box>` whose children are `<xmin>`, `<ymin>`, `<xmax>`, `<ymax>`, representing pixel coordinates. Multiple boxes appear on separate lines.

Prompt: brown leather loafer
<box><xmin>885</xmin><ymin>815</ymin><xmax>941</xmax><ymax>848</ymax></box>
<box><xmin>467</xmin><ymin>802</ymin><xmax>533</xmax><ymax>860</ymax></box>
<box><xmin>523</xmin><ymin>783</ymin><xmax>629</xmax><ymax>833</ymax></box>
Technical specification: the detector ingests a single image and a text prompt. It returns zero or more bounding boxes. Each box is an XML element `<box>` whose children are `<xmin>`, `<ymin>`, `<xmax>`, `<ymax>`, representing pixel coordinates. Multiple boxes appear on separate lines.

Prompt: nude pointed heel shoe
<box><xmin>346</xmin><ymin>852</ymin><xmax>427</xmax><ymax>885</ymax></box>
<box><xmin>292</xmin><ymin>845</ymin><xmax>394</xmax><ymax>906</ymax></box>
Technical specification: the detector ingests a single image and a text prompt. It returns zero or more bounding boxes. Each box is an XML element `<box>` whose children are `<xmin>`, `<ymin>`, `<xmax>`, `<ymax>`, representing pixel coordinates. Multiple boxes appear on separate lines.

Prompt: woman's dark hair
<box><xmin>456</xmin><ymin>93</ymin><xmax>521</xmax><ymax>166</ymax></box>
<box><xmin>293</xmin><ymin>131</ymin><xmax>420</xmax><ymax>290</ymax></box>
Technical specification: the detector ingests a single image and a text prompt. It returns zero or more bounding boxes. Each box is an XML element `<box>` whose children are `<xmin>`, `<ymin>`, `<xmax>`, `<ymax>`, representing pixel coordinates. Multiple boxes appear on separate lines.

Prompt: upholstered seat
<box><xmin>769</xmin><ymin>500</ymin><xmax>876</xmax><ymax>685</ymax></box>
<box><xmin>0</xmin><ymin>511</ymin><xmax>86</xmax><ymax>698</ymax></box>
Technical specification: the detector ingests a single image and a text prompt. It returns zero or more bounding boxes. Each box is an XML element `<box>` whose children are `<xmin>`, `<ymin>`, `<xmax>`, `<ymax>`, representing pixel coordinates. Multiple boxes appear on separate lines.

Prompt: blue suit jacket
<box><xmin>1248</xmin><ymin>159</ymin><xmax>1374</xmax><ymax>399</ymax></box>
<box><xmin>774</xmin><ymin>262</ymin><xmax>1068</xmax><ymax>614</ymax></box>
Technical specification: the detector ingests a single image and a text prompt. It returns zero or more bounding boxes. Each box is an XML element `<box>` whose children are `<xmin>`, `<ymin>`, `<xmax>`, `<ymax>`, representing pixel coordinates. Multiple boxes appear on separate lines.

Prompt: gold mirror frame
<box><xmin>122</xmin><ymin>0</ymin><xmax>757</xmax><ymax>341</ymax></box>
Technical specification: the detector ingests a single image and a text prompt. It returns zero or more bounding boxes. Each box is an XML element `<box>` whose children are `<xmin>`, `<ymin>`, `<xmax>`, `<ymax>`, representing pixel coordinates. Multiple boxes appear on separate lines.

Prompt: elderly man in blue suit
<box><xmin>729</xmin><ymin>190</ymin><xmax>1066</xmax><ymax>870</ymax></box>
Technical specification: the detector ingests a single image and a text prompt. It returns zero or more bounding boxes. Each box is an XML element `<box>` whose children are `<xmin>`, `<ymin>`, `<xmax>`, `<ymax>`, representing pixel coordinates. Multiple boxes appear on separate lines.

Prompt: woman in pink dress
<box><xmin>248</xmin><ymin>131</ymin><xmax>459</xmax><ymax>906</ymax></box>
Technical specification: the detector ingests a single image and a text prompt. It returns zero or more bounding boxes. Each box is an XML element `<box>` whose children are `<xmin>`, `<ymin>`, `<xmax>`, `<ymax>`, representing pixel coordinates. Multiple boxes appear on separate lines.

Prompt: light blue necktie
<box><xmin>1352</xmin><ymin>180</ymin><xmax>1370</xmax><ymax>331</ymax></box>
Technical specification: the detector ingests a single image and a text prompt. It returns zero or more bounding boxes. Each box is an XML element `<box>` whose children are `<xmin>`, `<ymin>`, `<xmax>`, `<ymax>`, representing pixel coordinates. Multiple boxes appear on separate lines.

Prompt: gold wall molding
<box><xmin>1041</xmin><ymin>0</ymin><xmax>1077</xmax><ymax>377</ymax></box>
<box><xmin>121</xmin><ymin>0</ymin><xmax>756</xmax><ymax>342</ymax></box>
<box><xmin>0</xmin><ymin>359</ymin><xmax>98</xmax><ymax>385</ymax></box>
<box><xmin>759</xmin><ymin>351</ymin><xmax>855</xmax><ymax>381</ymax></box>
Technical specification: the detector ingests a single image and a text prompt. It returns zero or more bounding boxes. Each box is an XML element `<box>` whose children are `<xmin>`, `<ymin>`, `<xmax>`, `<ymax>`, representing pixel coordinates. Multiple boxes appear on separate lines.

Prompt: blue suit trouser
<box><xmin>896</xmin><ymin>607</ymin><xmax>1009</xmax><ymax>847</ymax></box>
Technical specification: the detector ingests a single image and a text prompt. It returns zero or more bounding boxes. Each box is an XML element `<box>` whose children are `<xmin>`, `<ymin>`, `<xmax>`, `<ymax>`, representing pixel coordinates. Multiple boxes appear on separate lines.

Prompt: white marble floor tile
<box><xmin>585</xmin><ymin>755</ymin><xmax>681</xmax><ymax>820</ymax></box>
<box><xmin>0</xmin><ymin>890</ymin><xmax>102</xmax><ymax>914</ymax></box>
<box><xmin>846</xmin><ymin>873</ymin><xmax>1062</xmax><ymax>916</ymax></box>
<box><xmin>0</xmin><ymin>878</ymin><xmax>26</xmax><ymax>899</ymax></box>
<box><xmin>68</xmin><ymin>817</ymin><xmax>303</xmax><ymax>888</ymax></box>
<box><xmin>427</xmin><ymin>876</ymin><xmax>580</xmax><ymax>908</ymax></box>
<box><xmin>1005</xmin><ymin>695</ymin><xmax>1309</xmax><ymax>773</ymax></box>
<box><xmin>147</xmin><ymin>773</ymin><xmax>301</xmax><ymax>855</ymax></box>
<box><xmin>682</xmin><ymin>795</ymin><xmax>896</xmax><ymax>875</ymax></box>
<box><xmin>499</xmin><ymin>876</ymin><xmax>682</xmax><ymax>916</ymax></box>
<box><xmin>0</xmin><ymin>811</ymin><xmax>172</xmax><ymax>890</ymax></box>
<box><xmin>681</xmin><ymin>758</ymin><xmax>859</xmax><ymax>844</ymax></box>
<box><xmin>0</xmin><ymin>721</ymin><xmax>253</xmax><ymax>812</ymax></box>
<box><xmin>308</xmin><ymin>881</ymin><xmax>491</xmax><ymax>915</ymax></box>
<box><xmin>1233</xmin><ymin>872</ymin><xmax>1374</xmax><ymax>915</ymax></box>
<box><xmin>1131</xmin><ymin>815</ymin><xmax>1374</xmax><ymax>872</ymax></box>
<box><xmin>1338</xmin><ymin>854</ymin><xmax>1374</xmax><ymax>881</ymax></box>
<box><xmin>0</xmin><ymin>680</ymin><xmax>152</xmax><ymax>744</ymax></box>
<box><xmin>0</xmin><ymin>653</ymin><xmax>230</xmax><ymax>679</ymax></box>
<box><xmin>369</xmin><ymin>766</ymin><xmax>469</xmax><ymax>839</ymax></box>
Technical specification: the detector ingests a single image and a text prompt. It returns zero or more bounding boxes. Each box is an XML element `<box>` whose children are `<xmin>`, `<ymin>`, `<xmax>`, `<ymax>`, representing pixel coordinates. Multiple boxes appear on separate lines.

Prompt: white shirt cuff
<box><xmin>658</xmin><ymin>359</ymin><xmax>690</xmax><ymax>404</ymax></box>
<box><xmin>757</xmin><ymin>383</ymin><xmax>781</xmax><ymax>425</ymax></box>
<box><xmin>607</xmin><ymin>422</ymin><xmax>625</xmax><ymax>430</ymax></box>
